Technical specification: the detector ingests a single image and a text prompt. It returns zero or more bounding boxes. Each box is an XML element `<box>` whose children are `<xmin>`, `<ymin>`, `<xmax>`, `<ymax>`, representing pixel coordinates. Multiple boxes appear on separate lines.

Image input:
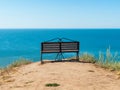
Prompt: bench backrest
<box><xmin>41</xmin><ymin>42</ymin><xmax>79</xmax><ymax>53</ymax></box>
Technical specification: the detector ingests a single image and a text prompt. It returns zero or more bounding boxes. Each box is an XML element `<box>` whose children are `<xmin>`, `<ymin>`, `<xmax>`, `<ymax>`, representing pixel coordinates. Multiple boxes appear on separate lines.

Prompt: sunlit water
<box><xmin>0</xmin><ymin>29</ymin><xmax>120</xmax><ymax>67</ymax></box>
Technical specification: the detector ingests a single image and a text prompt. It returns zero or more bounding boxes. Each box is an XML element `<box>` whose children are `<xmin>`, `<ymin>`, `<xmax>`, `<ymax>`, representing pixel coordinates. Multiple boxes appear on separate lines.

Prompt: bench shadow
<box><xmin>41</xmin><ymin>59</ymin><xmax>91</xmax><ymax>64</ymax></box>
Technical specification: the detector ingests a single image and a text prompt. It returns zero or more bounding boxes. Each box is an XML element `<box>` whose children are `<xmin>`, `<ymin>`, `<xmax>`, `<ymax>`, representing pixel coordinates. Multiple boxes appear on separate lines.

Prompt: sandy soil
<box><xmin>0</xmin><ymin>61</ymin><xmax>120</xmax><ymax>90</ymax></box>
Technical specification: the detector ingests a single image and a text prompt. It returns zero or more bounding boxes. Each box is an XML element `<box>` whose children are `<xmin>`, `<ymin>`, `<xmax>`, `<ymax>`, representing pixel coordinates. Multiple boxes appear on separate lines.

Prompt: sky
<box><xmin>0</xmin><ymin>0</ymin><xmax>120</xmax><ymax>28</ymax></box>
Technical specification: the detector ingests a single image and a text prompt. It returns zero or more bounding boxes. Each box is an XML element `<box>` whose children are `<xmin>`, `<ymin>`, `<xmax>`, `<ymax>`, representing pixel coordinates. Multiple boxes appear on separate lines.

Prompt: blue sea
<box><xmin>0</xmin><ymin>29</ymin><xmax>120</xmax><ymax>67</ymax></box>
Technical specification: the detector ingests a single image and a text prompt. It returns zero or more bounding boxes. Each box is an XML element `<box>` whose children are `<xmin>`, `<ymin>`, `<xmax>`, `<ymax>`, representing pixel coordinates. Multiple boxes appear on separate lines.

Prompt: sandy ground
<box><xmin>0</xmin><ymin>61</ymin><xmax>120</xmax><ymax>90</ymax></box>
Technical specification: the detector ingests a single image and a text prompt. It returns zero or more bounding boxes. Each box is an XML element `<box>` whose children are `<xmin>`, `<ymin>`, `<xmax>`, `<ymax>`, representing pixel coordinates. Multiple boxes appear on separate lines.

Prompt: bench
<box><xmin>40</xmin><ymin>38</ymin><xmax>80</xmax><ymax>63</ymax></box>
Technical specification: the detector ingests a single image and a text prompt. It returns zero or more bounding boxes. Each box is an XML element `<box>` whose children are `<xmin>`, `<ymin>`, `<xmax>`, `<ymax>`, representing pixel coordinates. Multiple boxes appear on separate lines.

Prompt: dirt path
<box><xmin>0</xmin><ymin>62</ymin><xmax>120</xmax><ymax>90</ymax></box>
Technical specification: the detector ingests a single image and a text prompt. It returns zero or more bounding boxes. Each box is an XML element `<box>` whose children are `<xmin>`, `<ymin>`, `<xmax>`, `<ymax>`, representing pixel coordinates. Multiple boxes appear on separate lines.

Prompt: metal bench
<box><xmin>40</xmin><ymin>38</ymin><xmax>80</xmax><ymax>63</ymax></box>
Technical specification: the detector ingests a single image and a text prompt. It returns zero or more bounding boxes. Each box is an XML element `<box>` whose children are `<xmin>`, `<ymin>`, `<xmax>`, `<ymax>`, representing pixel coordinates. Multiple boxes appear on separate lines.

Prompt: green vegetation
<box><xmin>80</xmin><ymin>47</ymin><xmax>120</xmax><ymax>71</ymax></box>
<box><xmin>80</xmin><ymin>52</ymin><xmax>96</xmax><ymax>63</ymax></box>
<box><xmin>45</xmin><ymin>83</ymin><xmax>60</xmax><ymax>87</ymax></box>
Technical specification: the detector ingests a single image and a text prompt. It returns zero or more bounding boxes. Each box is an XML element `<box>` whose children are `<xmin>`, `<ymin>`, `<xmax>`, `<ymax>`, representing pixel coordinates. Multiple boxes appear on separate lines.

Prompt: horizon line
<box><xmin>0</xmin><ymin>27</ymin><xmax>120</xmax><ymax>29</ymax></box>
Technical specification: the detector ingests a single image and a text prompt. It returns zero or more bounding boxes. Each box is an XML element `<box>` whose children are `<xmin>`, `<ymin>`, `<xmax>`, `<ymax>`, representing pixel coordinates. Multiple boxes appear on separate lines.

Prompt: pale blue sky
<box><xmin>0</xmin><ymin>0</ymin><xmax>120</xmax><ymax>28</ymax></box>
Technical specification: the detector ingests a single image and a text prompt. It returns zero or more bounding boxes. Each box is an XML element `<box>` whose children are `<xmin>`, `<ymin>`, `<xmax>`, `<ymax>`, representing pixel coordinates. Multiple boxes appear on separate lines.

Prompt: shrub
<box><xmin>45</xmin><ymin>83</ymin><xmax>60</xmax><ymax>87</ymax></box>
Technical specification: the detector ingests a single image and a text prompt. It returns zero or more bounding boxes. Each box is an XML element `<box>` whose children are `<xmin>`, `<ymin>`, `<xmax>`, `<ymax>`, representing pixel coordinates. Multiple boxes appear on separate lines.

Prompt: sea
<box><xmin>0</xmin><ymin>29</ymin><xmax>120</xmax><ymax>67</ymax></box>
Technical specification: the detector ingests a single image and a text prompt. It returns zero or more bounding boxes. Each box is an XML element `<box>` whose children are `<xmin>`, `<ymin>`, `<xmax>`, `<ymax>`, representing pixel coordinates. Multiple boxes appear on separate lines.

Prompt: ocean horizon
<box><xmin>0</xmin><ymin>29</ymin><xmax>120</xmax><ymax>67</ymax></box>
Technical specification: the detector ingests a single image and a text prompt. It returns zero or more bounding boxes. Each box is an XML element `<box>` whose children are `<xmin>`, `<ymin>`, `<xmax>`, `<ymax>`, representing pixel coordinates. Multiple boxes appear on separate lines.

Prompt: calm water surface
<box><xmin>0</xmin><ymin>29</ymin><xmax>120</xmax><ymax>66</ymax></box>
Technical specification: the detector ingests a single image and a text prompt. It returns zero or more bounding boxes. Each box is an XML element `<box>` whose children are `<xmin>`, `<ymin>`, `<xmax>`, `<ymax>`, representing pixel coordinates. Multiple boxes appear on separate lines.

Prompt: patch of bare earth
<box><xmin>0</xmin><ymin>62</ymin><xmax>120</xmax><ymax>90</ymax></box>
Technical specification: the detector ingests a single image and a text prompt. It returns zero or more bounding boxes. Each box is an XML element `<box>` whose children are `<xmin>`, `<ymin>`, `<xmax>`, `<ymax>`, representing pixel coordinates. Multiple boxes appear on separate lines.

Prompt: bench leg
<box><xmin>41</xmin><ymin>53</ymin><xmax>44</xmax><ymax>64</ymax></box>
<box><xmin>76</xmin><ymin>52</ymin><xmax>79</xmax><ymax>61</ymax></box>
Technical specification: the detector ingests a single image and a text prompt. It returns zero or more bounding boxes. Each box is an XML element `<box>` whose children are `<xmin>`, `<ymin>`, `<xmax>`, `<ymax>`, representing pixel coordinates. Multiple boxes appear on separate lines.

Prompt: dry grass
<box><xmin>80</xmin><ymin>52</ymin><xmax>96</xmax><ymax>63</ymax></box>
<box><xmin>8</xmin><ymin>58</ymin><xmax>32</xmax><ymax>68</ymax></box>
<box><xmin>80</xmin><ymin>47</ymin><xmax>120</xmax><ymax>73</ymax></box>
<box><xmin>0</xmin><ymin>58</ymin><xmax>32</xmax><ymax>75</ymax></box>
<box><xmin>97</xmin><ymin>47</ymin><xmax>120</xmax><ymax>71</ymax></box>
<box><xmin>0</xmin><ymin>58</ymin><xmax>32</xmax><ymax>85</ymax></box>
